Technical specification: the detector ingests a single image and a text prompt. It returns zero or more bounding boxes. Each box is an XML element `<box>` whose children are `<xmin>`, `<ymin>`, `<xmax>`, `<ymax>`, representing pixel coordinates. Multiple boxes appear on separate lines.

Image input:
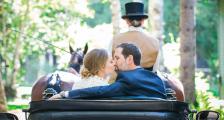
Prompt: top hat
<box><xmin>122</xmin><ymin>2</ymin><xmax>148</xmax><ymax>19</ymax></box>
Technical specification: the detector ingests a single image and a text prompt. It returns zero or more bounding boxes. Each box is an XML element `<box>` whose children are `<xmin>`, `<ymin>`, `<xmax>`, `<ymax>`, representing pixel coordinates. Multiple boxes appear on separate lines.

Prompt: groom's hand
<box><xmin>49</xmin><ymin>91</ymin><xmax>67</xmax><ymax>100</ymax></box>
<box><xmin>48</xmin><ymin>94</ymin><xmax>62</xmax><ymax>100</ymax></box>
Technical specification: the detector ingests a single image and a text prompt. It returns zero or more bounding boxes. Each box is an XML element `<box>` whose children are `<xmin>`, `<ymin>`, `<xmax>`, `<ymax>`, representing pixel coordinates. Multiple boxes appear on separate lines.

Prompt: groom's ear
<box><xmin>127</xmin><ymin>55</ymin><xmax>134</xmax><ymax>65</ymax></box>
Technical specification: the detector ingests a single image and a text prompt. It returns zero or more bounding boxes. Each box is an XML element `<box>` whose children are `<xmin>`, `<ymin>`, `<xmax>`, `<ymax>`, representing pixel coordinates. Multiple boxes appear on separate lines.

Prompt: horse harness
<box><xmin>43</xmin><ymin>73</ymin><xmax>62</xmax><ymax>99</ymax></box>
<box><xmin>156</xmin><ymin>71</ymin><xmax>177</xmax><ymax>100</ymax></box>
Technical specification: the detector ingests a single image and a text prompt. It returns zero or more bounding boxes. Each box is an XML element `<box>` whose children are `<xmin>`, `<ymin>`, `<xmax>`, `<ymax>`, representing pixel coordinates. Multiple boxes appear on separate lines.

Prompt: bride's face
<box><xmin>102</xmin><ymin>57</ymin><xmax>115</xmax><ymax>76</ymax></box>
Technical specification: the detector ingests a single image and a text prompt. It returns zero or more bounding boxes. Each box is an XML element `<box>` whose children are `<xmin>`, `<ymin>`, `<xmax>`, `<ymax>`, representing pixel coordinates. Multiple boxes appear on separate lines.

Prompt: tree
<box><xmin>0</xmin><ymin>66</ymin><xmax>7</xmax><ymax>112</ymax></box>
<box><xmin>0</xmin><ymin>0</ymin><xmax>7</xmax><ymax>112</ymax></box>
<box><xmin>85</xmin><ymin>0</ymin><xmax>112</xmax><ymax>27</ymax></box>
<box><xmin>180</xmin><ymin>0</ymin><xmax>196</xmax><ymax>102</ymax></box>
<box><xmin>110</xmin><ymin>0</ymin><xmax>121</xmax><ymax>35</ymax></box>
<box><xmin>8</xmin><ymin>0</ymin><xmax>30</xmax><ymax>98</ymax></box>
<box><xmin>148</xmin><ymin>0</ymin><xmax>165</xmax><ymax>71</ymax></box>
<box><xmin>218</xmin><ymin>0</ymin><xmax>224</xmax><ymax>98</ymax></box>
<box><xmin>0</xmin><ymin>0</ymin><xmax>89</xmax><ymax>99</ymax></box>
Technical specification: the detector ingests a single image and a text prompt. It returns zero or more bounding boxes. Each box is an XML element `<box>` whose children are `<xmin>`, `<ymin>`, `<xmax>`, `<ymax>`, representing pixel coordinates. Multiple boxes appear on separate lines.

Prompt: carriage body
<box><xmin>27</xmin><ymin>99</ymin><xmax>190</xmax><ymax>120</ymax></box>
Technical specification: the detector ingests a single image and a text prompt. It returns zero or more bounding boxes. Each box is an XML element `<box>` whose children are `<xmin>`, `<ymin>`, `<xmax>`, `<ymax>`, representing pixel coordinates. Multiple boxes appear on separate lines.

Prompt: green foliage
<box><xmin>192</xmin><ymin>72</ymin><xmax>224</xmax><ymax>120</ymax></box>
<box><xmin>163</xmin><ymin>0</ymin><xmax>180</xmax><ymax>43</ymax></box>
<box><xmin>191</xmin><ymin>91</ymin><xmax>224</xmax><ymax>120</ymax></box>
<box><xmin>196</xmin><ymin>1</ymin><xmax>218</xmax><ymax>70</ymax></box>
<box><xmin>216</xmin><ymin>108</ymin><xmax>224</xmax><ymax>120</ymax></box>
<box><xmin>196</xmin><ymin>1</ymin><xmax>219</xmax><ymax>96</ymax></box>
<box><xmin>162</xmin><ymin>0</ymin><xmax>220</xmax><ymax>97</ymax></box>
<box><xmin>1</xmin><ymin>0</ymin><xmax>88</xmax><ymax>90</ymax></box>
<box><xmin>7</xmin><ymin>104</ymin><xmax>28</xmax><ymax>111</ymax></box>
<box><xmin>194</xmin><ymin>91</ymin><xmax>212</xmax><ymax>110</ymax></box>
<box><xmin>84</xmin><ymin>0</ymin><xmax>112</xmax><ymax>27</ymax></box>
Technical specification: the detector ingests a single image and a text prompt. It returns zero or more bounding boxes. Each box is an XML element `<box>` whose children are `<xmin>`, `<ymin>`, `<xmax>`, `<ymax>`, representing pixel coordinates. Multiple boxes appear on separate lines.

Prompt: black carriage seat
<box><xmin>27</xmin><ymin>99</ymin><xmax>190</xmax><ymax>120</ymax></box>
<box><xmin>0</xmin><ymin>113</ymin><xmax>19</xmax><ymax>120</ymax></box>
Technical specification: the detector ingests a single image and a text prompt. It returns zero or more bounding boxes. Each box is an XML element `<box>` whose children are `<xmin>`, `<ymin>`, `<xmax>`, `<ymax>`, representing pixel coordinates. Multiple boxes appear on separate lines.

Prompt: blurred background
<box><xmin>0</xmin><ymin>0</ymin><xmax>223</xmax><ymax>118</ymax></box>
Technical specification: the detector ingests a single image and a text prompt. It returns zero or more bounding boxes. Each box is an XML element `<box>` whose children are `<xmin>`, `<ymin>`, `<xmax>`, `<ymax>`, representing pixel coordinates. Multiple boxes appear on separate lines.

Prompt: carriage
<box><xmin>0</xmin><ymin>51</ymin><xmax>220</xmax><ymax>120</ymax></box>
<box><xmin>0</xmin><ymin>45</ymin><xmax>220</xmax><ymax>120</ymax></box>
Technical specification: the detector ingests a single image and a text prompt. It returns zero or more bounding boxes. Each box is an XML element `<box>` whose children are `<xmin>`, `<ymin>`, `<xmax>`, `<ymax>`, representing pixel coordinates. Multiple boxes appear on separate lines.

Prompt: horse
<box><xmin>31</xmin><ymin>43</ymin><xmax>88</xmax><ymax>101</ymax></box>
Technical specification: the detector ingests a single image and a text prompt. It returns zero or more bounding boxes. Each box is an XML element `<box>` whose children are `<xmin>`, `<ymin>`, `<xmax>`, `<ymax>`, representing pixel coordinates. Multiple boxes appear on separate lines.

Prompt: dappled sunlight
<box><xmin>195</xmin><ymin>72</ymin><xmax>224</xmax><ymax>109</ymax></box>
<box><xmin>163</xmin><ymin>42</ymin><xmax>180</xmax><ymax>72</ymax></box>
<box><xmin>209</xmin><ymin>98</ymin><xmax>224</xmax><ymax>109</ymax></box>
<box><xmin>73</xmin><ymin>0</ymin><xmax>94</xmax><ymax>18</ymax></box>
<box><xmin>195</xmin><ymin>72</ymin><xmax>210</xmax><ymax>92</ymax></box>
<box><xmin>56</xmin><ymin>23</ymin><xmax>113</xmax><ymax>69</ymax></box>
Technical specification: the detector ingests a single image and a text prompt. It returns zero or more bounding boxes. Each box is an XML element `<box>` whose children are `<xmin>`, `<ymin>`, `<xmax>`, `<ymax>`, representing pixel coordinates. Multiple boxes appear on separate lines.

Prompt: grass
<box><xmin>7</xmin><ymin>104</ymin><xmax>29</xmax><ymax>111</ymax></box>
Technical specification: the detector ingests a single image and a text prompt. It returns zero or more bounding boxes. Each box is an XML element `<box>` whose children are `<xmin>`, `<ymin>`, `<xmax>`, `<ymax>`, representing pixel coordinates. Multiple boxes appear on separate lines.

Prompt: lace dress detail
<box><xmin>72</xmin><ymin>76</ymin><xmax>109</xmax><ymax>89</ymax></box>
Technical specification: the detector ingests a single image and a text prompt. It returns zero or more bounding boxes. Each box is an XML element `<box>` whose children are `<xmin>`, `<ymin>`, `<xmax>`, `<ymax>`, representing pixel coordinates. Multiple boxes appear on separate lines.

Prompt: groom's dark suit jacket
<box><xmin>68</xmin><ymin>68</ymin><xmax>167</xmax><ymax>99</ymax></box>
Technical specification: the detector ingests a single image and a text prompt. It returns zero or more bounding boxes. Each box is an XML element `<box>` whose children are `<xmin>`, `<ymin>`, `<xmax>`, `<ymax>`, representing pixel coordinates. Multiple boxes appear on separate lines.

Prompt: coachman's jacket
<box><xmin>112</xmin><ymin>28</ymin><xmax>160</xmax><ymax>69</ymax></box>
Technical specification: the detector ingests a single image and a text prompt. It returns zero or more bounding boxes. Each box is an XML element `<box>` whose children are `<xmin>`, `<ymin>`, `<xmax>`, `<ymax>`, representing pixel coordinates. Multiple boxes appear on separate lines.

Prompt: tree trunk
<box><xmin>110</xmin><ymin>0</ymin><xmax>121</xmax><ymax>36</ymax></box>
<box><xmin>218</xmin><ymin>0</ymin><xmax>224</xmax><ymax>99</ymax></box>
<box><xmin>0</xmin><ymin>0</ymin><xmax>7</xmax><ymax>111</ymax></box>
<box><xmin>10</xmin><ymin>0</ymin><xmax>30</xmax><ymax>92</ymax></box>
<box><xmin>0</xmin><ymin>66</ymin><xmax>7</xmax><ymax>112</ymax></box>
<box><xmin>148</xmin><ymin>0</ymin><xmax>165</xmax><ymax>72</ymax></box>
<box><xmin>180</xmin><ymin>0</ymin><xmax>196</xmax><ymax>102</ymax></box>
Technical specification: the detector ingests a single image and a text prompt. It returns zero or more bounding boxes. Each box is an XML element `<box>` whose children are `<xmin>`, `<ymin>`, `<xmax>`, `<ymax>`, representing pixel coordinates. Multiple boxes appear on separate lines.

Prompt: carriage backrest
<box><xmin>27</xmin><ymin>100</ymin><xmax>190</xmax><ymax>120</ymax></box>
<box><xmin>0</xmin><ymin>113</ymin><xmax>18</xmax><ymax>120</ymax></box>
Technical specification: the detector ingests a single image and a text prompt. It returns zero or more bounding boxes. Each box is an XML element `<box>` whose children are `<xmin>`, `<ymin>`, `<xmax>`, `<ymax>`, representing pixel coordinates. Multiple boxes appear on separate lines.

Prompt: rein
<box><xmin>12</xmin><ymin>29</ymin><xmax>70</xmax><ymax>54</ymax></box>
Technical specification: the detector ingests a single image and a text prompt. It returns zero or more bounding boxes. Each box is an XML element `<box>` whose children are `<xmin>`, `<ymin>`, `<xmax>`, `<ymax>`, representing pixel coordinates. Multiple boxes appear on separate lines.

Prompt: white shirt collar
<box><xmin>135</xmin><ymin>66</ymin><xmax>142</xmax><ymax>69</ymax></box>
<box><xmin>128</xmin><ymin>26</ymin><xmax>143</xmax><ymax>32</ymax></box>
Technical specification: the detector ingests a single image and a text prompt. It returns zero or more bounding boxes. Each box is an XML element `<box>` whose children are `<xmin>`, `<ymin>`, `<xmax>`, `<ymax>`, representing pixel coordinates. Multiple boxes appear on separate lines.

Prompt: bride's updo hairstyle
<box><xmin>81</xmin><ymin>49</ymin><xmax>108</xmax><ymax>78</ymax></box>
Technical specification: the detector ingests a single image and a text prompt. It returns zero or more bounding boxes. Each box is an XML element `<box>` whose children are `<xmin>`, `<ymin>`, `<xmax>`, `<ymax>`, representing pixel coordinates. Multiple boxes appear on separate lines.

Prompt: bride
<box><xmin>49</xmin><ymin>48</ymin><xmax>115</xmax><ymax>99</ymax></box>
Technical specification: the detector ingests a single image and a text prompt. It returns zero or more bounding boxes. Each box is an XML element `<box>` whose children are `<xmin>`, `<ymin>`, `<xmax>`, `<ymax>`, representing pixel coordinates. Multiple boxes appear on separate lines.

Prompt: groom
<box><xmin>50</xmin><ymin>43</ymin><xmax>167</xmax><ymax>99</ymax></box>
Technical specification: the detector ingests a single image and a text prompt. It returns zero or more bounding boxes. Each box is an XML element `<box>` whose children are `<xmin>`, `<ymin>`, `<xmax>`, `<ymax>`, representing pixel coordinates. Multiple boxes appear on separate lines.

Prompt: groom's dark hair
<box><xmin>116</xmin><ymin>43</ymin><xmax>141</xmax><ymax>66</ymax></box>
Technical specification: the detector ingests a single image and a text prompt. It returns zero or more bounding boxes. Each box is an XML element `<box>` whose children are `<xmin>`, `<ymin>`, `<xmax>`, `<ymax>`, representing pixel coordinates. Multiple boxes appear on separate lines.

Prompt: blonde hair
<box><xmin>81</xmin><ymin>49</ymin><xmax>108</xmax><ymax>78</ymax></box>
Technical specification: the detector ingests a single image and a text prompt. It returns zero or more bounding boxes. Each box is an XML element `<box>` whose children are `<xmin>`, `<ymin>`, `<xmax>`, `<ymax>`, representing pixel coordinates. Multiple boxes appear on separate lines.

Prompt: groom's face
<box><xmin>113</xmin><ymin>47</ymin><xmax>129</xmax><ymax>71</ymax></box>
